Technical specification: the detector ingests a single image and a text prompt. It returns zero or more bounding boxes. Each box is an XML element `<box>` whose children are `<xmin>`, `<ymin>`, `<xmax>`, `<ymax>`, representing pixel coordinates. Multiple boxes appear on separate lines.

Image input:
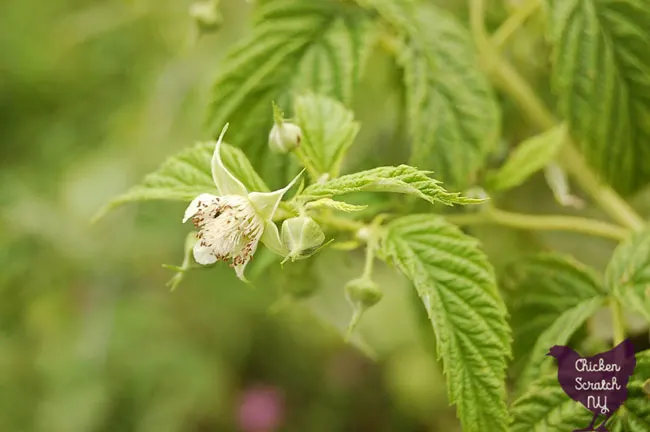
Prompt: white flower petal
<box><xmin>211</xmin><ymin>123</ymin><xmax>248</xmax><ymax>196</ymax></box>
<box><xmin>193</xmin><ymin>240</ymin><xmax>218</xmax><ymax>265</ymax></box>
<box><xmin>233</xmin><ymin>238</ymin><xmax>259</xmax><ymax>283</ymax></box>
<box><xmin>248</xmin><ymin>169</ymin><xmax>304</xmax><ymax>221</ymax></box>
<box><xmin>183</xmin><ymin>193</ymin><xmax>219</xmax><ymax>223</ymax></box>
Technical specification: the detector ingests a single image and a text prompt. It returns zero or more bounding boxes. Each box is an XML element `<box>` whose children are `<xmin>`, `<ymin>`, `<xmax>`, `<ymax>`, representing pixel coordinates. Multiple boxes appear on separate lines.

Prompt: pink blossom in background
<box><xmin>237</xmin><ymin>384</ymin><xmax>285</xmax><ymax>432</ymax></box>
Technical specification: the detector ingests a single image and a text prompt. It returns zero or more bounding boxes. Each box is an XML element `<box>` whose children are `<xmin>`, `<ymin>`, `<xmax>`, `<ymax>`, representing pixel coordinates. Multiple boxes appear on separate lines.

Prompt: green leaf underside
<box><xmin>546</xmin><ymin>0</ymin><xmax>650</xmax><ymax>194</ymax></box>
<box><xmin>300</xmin><ymin>165</ymin><xmax>482</xmax><ymax>206</ymax></box>
<box><xmin>489</xmin><ymin>124</ymin><xmax>567</xmax><ymax>191</ymax></box>
<box><xmin>605</xmin><ymin>225</ymin><xmax>650</xmax><ymax>323</ymax></box>
<box><xmin>510</xmin><ymin>350</ymin><xmax>650</xmax><ymax>431</ymax></box>
<box><xmin>93</xmin><ymin>142</ymin><xmax>268</xmax><ymax>220</ymax></box>
<box><xmin>504</xmin><ymin>254</ymin><xmax>607</xmax><ymax>392</ymax></box>
<box><xmin>381</xmin><ymin>215</ymin><xmax>511</xmax><ymax>432</ymax></box>
<box><xmin>294</xmin><ymin>93</ymin><xmax>360</xmax><ymax>178</ymax></box>
<box><xmin>206</xmin><ymin>0</ymin><xmax>374</xmax><ymax>168</ymax></box>
<box><xmin>304</xmin><ymin>198</ymin><xmax>367</xmax><ymax>212</ymax></box>
<box><xmin>354</xmin><ymin>0</ymin><xmax>500</xmax><ymax>188</ymax></box>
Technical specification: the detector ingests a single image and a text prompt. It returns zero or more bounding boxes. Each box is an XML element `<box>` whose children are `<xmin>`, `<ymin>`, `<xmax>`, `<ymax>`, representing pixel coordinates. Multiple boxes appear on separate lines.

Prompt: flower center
<box><xmin>192</xmin><ymin>195</ymin><xmax>263</xmax><ymax>265</ymax></box>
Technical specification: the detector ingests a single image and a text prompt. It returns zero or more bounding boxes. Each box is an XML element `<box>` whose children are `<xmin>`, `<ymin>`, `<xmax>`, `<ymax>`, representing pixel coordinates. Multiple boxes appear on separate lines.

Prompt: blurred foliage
<box><xmin>3</xmin><ymin>0</ymin><xmax>650</xmax><ymax>431</ymax></box>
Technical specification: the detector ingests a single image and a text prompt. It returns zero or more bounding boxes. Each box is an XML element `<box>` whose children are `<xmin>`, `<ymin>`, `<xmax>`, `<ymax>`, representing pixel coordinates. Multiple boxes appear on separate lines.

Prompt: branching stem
<box><xmin>469</xmin><ymin>0</ymin><xmax>644</xmax><ymax>231</ymax></box>
<box><xmin>490</xmin><ymin>0</ymin><xmax>541</xmax><ymax>49</ymax></box>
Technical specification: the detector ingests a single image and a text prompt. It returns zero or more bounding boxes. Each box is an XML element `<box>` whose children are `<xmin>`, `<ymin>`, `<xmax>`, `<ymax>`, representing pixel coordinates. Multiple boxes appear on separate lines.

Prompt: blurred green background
<box><xmin>3</xmin><ymin>0</ymin><xmax>650</xmax><ymax>431</ymax></box>
<box><xmin>0</xmin><ymin>1</ymin><xmax>457</xmax><ymax>430</ymax></box>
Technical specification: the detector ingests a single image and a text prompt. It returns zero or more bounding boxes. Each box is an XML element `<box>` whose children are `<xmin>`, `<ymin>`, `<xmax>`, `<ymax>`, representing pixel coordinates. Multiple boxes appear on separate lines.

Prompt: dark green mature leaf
<box><xmin>293</xmin><ymin>93</ymin><xmax>360</xmax><ymax>178</ymax></box>
<box><xmin>503</xmin><ymin>254</ymin><xmax>607</xmax><ymax>393</ymax></box>
<box><xmin>381</xmin><ymin>215</ymin><xmax>511</xmax><ymax>432</ymax></box>
<box><xmin>292</xmin><ymin>18</ymin><xmax>376</xmax><ymax>104</ymax></box>
<box><xmin>510</xmin><ymin>349</ymin><xmax>650</xmax><ymax>431</ymax></box>
<box><xmin>206</xmin><ymin>0</ymin><xmax>375</xmax><ymax>166</ymax></box>
<box><xmin>546</xmin><ymin>0</ymin><xmax>650</xmax><ymax>194</ymax></box>
<box><xmin>354</xmin><ymin>0</ymin><xmax>500</xmax><ymax>188</ymax></box>
<box><xmin>92</xmin><ymin>142</ymin><xmax>267</xmax><ymax>221</ymax></box>
<box><xmin>605</xmin><ymin>226</ymin><xmax>650</xmax><ymax>322</ymax></box>
<box><xmin>300</xmin><ymin>165</ymin><xmax>483</xmax><ymax>206</ymax></box>
<box><xmin>488</xmin><ymin>124</ymin><xmax>567</xmax><ymax>191</ymax></box>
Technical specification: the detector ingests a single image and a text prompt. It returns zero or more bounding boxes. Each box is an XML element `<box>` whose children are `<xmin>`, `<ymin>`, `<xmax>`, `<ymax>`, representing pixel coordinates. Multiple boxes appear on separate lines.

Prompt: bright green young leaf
<box><xmin>605</xmin><ymin>225</ymin><xmax>650</xmax><ymax>322</ymax></box>
<box><xmin>380</xmin><ymin>215</ymin><xmax>511</xmax><ymax>432</ymax></box>
<box><xmin>300</xmin><ymin>165</ymin><xmax>483</xmax><ymax>206</ymax></box>
<box><xmin>503</xmin><ymin>253</ymin><xmax>607</xmax><ymax>393</ymax></box>
<box><xmin>293</xmin><ymin>93</ymin><xmax>360</xmax><ymax>178</ymax></box>
<box><xmin>206</xmin><ymin>0</ymin><xmax>374</xmax><ymax>167</ymax></box>
<box><xmin>354</xmin><ymin>0</ymin><xmax>500</xmax><ymax>188</ymax></box>
<box><xmin>546</xmin><ymin>0</ymin><xmax>650</xmax><ymax>194</ymax></box>
<box><xmin>92</xmin><ymin>142</ymin><xmax>268</xmax><ymax>221</ymax></box>
<box><xmin>488</xmin><ymin>124</ymin><xmax>568</xmax><ymax>191</ymax></box>
<box><xmin>510</xmin><ymin>349</ymin><xmax>650</xmax><ymax>431</ymax></box>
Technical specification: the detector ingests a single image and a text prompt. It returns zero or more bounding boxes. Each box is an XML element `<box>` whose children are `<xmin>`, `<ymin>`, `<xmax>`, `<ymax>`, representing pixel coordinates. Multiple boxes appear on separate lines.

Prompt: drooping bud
<box><xmin>268</xmin><ymin>102</ymin><xmax>302</xmax><ymax>154</ymax></box>
<box><xmin>345</xmin><ymin>277</ymin><xmax>383</xmax><ymax>309</ymax></box>
<box><xmin>189</xmin><ymin>0</ymin><xmax>222</xmax><ymax>33</ymax></box>
<box><xmin>344</xmin><ymin>277</ymin><xmax>382</xmax><ymax>341</ymax></box>
<box><xmin>280</xmin><ymin>216</ymin><xmax>325</xmax><ymax>263</ymax></box>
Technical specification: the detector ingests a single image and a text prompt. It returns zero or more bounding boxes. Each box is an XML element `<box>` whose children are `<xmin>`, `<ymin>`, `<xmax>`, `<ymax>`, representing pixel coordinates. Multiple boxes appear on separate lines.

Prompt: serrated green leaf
<box><xmin>354</xmin><ymin>0</ymin><xmax>500</xmax><ymax>188</ymax></box>
<box><xmin>293</xmin><ymin>93</ymin><xmax>360</xmax><ymax>178</ymax></box>
<box><xmin>510</xmin><ymin>373</ymin><xmax>595</xmax><ymax>431</ymax></box>
<box><xmin>488</xmin><ymin>124</ymin><xmax>568</xmax><ymax>191</ymax></box>
<box><xmin>546</xmin><ymin>0</ymin><xmax>650</xmax><ymax>194</ymax></box>
<box><xmin>304</xmin><ymin>198</ymin><xmax>367</xmax><ymax>212</ymax></box>
<box><xmin>292</xmin><ymin>17</ymin><xmax>376</xmax><ymax>105</ymax></box>
<box><xmin>510</xmin><ymin>349</ymin><xmax>650</xmax><ymax>431</ymax></box>
<box><xmin>504</xmin><ymin>254</ymin><xmax>607</xmax><ymax>393</ymax></box>
<box><xmin>605</xmin><ymin>225</ymin><xmax>650</xmax><ymax>322</ymax></box>
<box><xmin>206</xmin><ymin>0</ymin><xmax>374</xmax><ymax>168</ymax></box>
<box><xmin>92</xmin><ymin>142</ymin><xmax>268</xmax><ymax>221</ymax></box>
<box><xmin>300</xmin><ymin>165</ymin><xmax>483</xmax><ymax>206</ymax></box>
<box><xmin>380</xmin><ymin>215</ymin><xmax>511</xmax><ymax>432</ymax></box>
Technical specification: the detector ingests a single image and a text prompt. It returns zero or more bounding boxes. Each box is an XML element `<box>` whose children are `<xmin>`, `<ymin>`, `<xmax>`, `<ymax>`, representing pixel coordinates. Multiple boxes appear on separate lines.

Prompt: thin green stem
<box><xmin>293</xmin><ymin>147</ymin><xmax>320</xmax><ymax>182</ymax></box>
<box><xmin>446</xmin><ymin>208</ymin><xmax>629</xmax><ymax>241</ymax></box>
<box><xmin>610</xmin><ymin>298</ymin><xmax>626</xmax><ymax>346</ymax></box>
<box><xmin>490</xmin><ymin>0</ymin><xmax>541</xmax><ymax>50</ymax></box>
<box><xmin>362</xmin><ymin>232</ymin><xmax>377</xmax><ymax>280</ymax></box>
<box><xmin>469</xmin><ymin>0</ymin><xmax>644</xmax><ymax>231</ymax></box>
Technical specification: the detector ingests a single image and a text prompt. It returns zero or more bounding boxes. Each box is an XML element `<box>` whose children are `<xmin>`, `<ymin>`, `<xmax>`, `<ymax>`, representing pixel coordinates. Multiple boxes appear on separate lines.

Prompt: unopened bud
<box><xmin>344</xmin><ymin>277</ymin><xmax>382</xmax><ymax>341</ymax></box>
<box><xmin>189</xmin><ymin>0</ymin><xmax>222</xmax><ymax>32</ymax></box>
<box><xmin>268</xmin><ymin>121</ymin><xmax>302</xmax><ymax>154</ymax></box>
<box><xmin>345</xmin><ymin>277</ymin><xmax>383</xmax><ymax>309</ymax></box>
<box><xmin>281</xmin><ymin>217</ymin><xmax>325</xmax><ymax>263</ymax></box>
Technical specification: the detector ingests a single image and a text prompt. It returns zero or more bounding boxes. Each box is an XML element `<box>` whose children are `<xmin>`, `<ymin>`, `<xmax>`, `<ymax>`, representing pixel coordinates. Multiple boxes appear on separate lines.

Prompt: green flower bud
<box><xmin>643</xmin><ymin>379</ymin><xmax>650</xmax><ymax>395</ymax></box>
<box><xmin>189</xmin><ymin>0</ymin><xmax>222</xmax><ymax>32</ymax></box>
<box><xmin>345</xmin><ymin>277</ymin><xmax>383</xmax><ymax>309</ymax></box>
<box><xmin>268</xmin><ymin>121</ymin><xmax>302</xmax><ymax>154</ymax></box>
<box><xmin>280</xmin><ymin>217</ymin><xmax>325</xmax><ymax>263</ymax></box>
<box><xmin>344</xmin><ymin>277</ymin><xmax>382</xmax><ymax>341</ymax></box>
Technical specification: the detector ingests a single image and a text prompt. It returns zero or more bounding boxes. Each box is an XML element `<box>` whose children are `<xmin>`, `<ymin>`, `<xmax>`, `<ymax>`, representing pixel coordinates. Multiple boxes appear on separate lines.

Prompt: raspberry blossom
<box><xmin>183</xmin><ymin>124</ymin><xmax>300</xmax><ymax>281</ymax></box>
